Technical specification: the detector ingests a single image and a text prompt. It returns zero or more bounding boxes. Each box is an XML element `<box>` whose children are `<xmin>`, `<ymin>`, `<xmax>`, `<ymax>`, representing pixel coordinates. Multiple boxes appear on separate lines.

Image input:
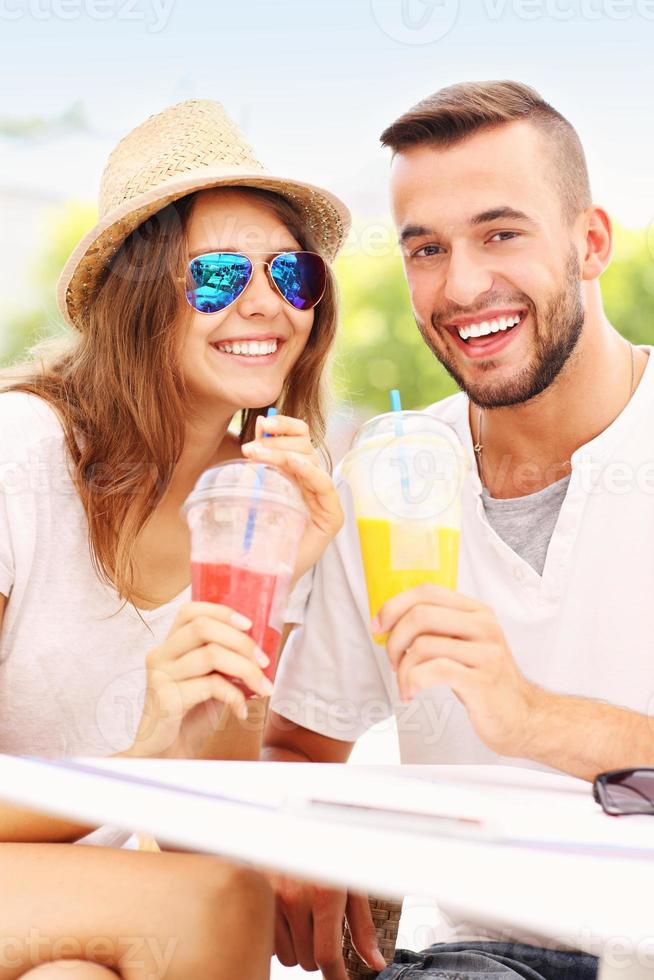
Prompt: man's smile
<box><xmin>444</xmin><ymin>310</ymin><xmax>529</xmax><ymax>359</ymax></box>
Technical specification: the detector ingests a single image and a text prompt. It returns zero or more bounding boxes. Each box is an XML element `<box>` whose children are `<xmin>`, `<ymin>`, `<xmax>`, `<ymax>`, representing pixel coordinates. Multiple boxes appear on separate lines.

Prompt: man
<box><xmin>264</xmin><ymin>80</ymin><xmax>654</xmax><ymax>979</ymax></box>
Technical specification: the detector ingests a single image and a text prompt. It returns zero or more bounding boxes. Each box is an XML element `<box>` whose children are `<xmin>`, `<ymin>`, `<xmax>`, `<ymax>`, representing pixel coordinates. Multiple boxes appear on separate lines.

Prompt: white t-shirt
<box><xmin>0</xmin><ymin>391</ymin><xmax>309</xmax><ymax>758</ymax></box>
<box><xmin>271</xmin><ymin>347</ymin><xmax>654</xmax><ymax>948</ymax></box>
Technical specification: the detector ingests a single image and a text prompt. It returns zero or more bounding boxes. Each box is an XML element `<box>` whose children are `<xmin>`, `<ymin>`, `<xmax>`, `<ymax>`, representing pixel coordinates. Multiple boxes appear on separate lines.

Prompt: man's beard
<box><xmin>418</xmin><ymin>250</ymin><xmax>585</xmax><ymax>409</ymax></box>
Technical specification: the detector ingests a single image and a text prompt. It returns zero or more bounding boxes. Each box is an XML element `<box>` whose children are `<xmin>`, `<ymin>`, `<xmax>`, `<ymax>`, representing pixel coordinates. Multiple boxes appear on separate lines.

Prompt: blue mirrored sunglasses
<box><xmin>183</xmin><ymin>250</ymin><xmax>327</xmax><ymax>315</ymax></box>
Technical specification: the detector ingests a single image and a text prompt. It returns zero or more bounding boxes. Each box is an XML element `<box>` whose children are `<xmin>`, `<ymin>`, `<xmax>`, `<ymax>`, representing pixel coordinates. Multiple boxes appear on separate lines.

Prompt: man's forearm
<box><xmin>262</xmin><ymin>710</ymin><xmax>353</xmax><ymax>763</ymax></box>
<box><xmin>520</xmin><ymin>687</ymin><xmax>654</xmax><ymax>781</ymax></box>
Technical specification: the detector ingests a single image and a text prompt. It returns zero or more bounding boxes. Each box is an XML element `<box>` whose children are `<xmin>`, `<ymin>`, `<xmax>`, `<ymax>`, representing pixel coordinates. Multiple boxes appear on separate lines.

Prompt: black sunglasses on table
<box><xmin>593</xmin><ymin>768</ymin><xmax>654</xmax><ymax>815</ymax></box>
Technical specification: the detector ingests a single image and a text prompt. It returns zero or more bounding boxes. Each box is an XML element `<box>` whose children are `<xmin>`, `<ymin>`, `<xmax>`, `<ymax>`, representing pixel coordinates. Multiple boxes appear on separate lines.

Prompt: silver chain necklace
<box><xmin>472</xmin><ymin>343</ymin><xmax>637</xmax><ymax>488</ymax></box>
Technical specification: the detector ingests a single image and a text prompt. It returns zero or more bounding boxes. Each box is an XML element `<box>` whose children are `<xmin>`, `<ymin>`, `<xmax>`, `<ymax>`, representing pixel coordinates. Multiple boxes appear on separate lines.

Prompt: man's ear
<box><xmin>580</xmin><ymin>206</ymin><xmax>612</xmax><ymax>281</ymax></box>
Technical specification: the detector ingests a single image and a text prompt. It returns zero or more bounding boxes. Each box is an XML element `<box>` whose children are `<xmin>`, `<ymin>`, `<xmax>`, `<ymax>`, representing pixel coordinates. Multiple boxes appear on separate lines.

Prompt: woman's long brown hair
<box><xmin>2</xmin><ymin>188</ymin><xmax>339</xmax><ymax>607</ymax></box>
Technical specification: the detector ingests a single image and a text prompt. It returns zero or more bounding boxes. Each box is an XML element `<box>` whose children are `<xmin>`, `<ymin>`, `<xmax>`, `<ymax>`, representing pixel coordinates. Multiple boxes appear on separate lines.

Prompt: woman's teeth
<box><xmin>215</xmin><ymin>339</ymin><xmax>278</xmax><ymax>356</ymax></box>
<box><xmin>457</xmin><ymin>315</ymin><xmax>522</xmax><ymax>342</ymax></box>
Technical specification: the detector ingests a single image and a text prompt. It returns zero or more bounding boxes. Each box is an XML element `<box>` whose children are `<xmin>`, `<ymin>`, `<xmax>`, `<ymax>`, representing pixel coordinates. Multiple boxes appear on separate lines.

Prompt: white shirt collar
<box><xmin>427</xmin><ymin>345</ymin><xmax>654</xmax><ymax>497</ymax></box>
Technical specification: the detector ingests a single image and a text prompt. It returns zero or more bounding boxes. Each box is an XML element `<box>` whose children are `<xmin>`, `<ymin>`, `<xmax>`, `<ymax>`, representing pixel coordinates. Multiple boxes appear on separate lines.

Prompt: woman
<box><xmin>0</xmin><ymin>99</ymin><xmax>349</xmax><ymax>977</ymax></box>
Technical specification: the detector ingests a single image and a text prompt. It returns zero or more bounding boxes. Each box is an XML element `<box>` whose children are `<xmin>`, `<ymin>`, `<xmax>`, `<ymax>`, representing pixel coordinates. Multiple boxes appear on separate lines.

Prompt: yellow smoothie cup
<box><xmin>341</xmin><ymin>406</ymin><xmax>468</xmax><ymax>644</ymax></box>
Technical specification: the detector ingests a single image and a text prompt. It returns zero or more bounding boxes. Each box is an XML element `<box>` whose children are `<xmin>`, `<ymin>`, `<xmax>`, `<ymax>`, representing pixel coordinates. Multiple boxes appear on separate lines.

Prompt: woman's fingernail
<box><xmin>260</xmin><ymin>677</ymin><xmax>274</xmax><ymax>696</ymax></box>
<box><xmin>230</xmin><ymin>611</ymin><xmax>252</xmax><ymax>630</ymax></box>
<box><xmin>254</xmin><ymin>647</ymin><xmax>270</xmax><ymax>668</ymax></box>
<box><xmin>292</xmin><ymin>453</ymin><xmax>307</xmax><ymax>466</ymax></box>
<box><xmin>252</xmin><ymin>445</ymin><xmax>273</xmax><ymax>458</ymax></box>
<box><xmin>237</xmin><ymin>702</ymin><xmax>248</xmax><ymax>720</ymax></box>
<box><xmin>263</xmin><ymin>417</ymin><xmax>278</xmax><ymax>431</ymax></box>
<box><xmin>370</xmin><ymin>616</ymin><xmax>381</xmax><ymax>633</ymax></box>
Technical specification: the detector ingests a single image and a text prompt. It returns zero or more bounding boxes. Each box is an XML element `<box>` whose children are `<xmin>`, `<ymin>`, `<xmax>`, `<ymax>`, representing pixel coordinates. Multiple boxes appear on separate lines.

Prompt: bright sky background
<box><xmin>1</xmin><ymin>0</ymin><xmax>653</xmax><ymax>227</ymax></box>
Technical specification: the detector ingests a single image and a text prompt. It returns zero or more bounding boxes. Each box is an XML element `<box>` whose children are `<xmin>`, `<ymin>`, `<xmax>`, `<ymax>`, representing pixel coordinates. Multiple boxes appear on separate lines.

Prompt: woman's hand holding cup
<box><xmin>241</xmin><ymin>414</ymin><xmax>344</xmax><ymax>584</ymax></box>
<box><xmin>126</xmin><ymin>601</ymin><xmax>273</xmax><ymax>759</ymax></box>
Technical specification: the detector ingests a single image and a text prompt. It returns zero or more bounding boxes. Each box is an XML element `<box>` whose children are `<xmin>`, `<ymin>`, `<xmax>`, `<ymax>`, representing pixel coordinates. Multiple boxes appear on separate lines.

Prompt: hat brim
<box><xmin>56</xmin><ymin>167</ymin><xmax>351</xmax><ymax>330</ymax></box>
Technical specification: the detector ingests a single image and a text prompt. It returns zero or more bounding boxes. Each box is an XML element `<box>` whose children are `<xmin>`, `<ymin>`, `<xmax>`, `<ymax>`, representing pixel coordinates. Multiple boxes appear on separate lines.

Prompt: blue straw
<box><xmin>389</xmin><ymin>389</ymin><xmax>410</xmax><ymax>496</ymax></box>
<box><xmin>243</xmin><ymin>407</ymin><xmax>277</xmax><ymax>552</ymax></box>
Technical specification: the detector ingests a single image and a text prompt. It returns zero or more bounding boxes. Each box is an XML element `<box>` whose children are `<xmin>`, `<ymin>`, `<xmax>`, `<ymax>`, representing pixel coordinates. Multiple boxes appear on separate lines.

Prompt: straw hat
<box><xmin>56</xmin><ymin>99</ymin><xmax>351</xmax><ymax>330</ymax></box>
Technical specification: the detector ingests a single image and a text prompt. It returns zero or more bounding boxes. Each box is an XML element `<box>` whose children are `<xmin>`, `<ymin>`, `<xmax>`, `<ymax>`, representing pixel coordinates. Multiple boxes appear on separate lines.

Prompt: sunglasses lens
<box><xmin>601</xmin><ymin>770</ymin><xmax>654</xmax><ymax>813</ymax></box>
<box><xmin>270</xmin><ymin>252</ymin><xmax>327</xmax><ymax>310</ymax></box>
<box><xmin>186</xmin><ymin>253</ymin><xmax>252</xmax><ymax>313</ymax></box>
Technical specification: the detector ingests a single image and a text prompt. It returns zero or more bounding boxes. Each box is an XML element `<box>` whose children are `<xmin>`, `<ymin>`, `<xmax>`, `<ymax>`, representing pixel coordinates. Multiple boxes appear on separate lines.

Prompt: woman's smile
<box><xmin>208</xmin><ymin>334</ymin><xmax>286</xmax><ymax>365</ymax></box>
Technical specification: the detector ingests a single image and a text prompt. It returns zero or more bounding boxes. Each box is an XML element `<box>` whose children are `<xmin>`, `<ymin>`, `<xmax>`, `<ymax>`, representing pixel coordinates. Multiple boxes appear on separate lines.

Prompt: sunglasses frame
<box><xmin>592</xmin><ymin>767</ymin><xmax>654</xmax><ymax>816</ymax></box>
<box><xmin>179</xmin><ymin>250</ymin><xmax>327</xmax><ymax>315</ymax></box>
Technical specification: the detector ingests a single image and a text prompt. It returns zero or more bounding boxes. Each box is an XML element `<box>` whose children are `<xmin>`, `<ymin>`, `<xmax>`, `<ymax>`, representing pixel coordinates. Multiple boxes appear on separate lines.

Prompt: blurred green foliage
<box><xmin>0</xmin><ymin>202</ymin><xmax>96</xmax><ymax>364</ymax></box>
<box><xmin>3</xmin><ymin>210</ymin><xmax>654</xmax><ymax>412</ymax></box>
<box><xmin>600</xmin><ymin>225</ymin><xmax>654</xmax><ymax>346</ymax></box>
<box><xmin>333</xmin><ymin>236</ymin><xmax>459</xmax><ymax>412</ymax></box>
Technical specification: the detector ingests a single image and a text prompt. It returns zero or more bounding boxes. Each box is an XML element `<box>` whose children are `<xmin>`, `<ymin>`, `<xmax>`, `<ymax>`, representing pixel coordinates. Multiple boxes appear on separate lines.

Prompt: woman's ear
<box><xmin>580</xmin><ymin>206</ymin><xmax>612</xmax><ymax>281</ymax></box>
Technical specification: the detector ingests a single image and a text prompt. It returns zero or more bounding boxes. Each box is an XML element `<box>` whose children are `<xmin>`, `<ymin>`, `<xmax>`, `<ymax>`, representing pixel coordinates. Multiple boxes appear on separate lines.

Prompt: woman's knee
<box><xmin>223</xmin><ymin>864</ymin><xmax>273</xmax><ymax>915</ymax></box>
<box><xmin>216</xmin><ymin>863</ymin><xmax>273</xmax><ymax>928</ymax></box>
<box><xmin>171</xmin><ymin>861</ymin><xmax>274</xmax><ymax>970</ymax></box>
<box><xmin>22</xmin><ymin>962</ymin><xmax>117</xmax><ymax>978</ymax></box>
<box><xmin>176</xmin><ymin>856</ymin><xmax>272</xmax><ymax>918</ymax></box>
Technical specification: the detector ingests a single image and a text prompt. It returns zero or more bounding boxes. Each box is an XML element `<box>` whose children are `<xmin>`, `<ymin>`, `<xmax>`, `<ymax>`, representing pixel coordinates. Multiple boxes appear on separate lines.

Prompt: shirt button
<box><xmin>513</xmin><ymin>567</ymin><xmax>526</xmax><ymax>583</ymax></box>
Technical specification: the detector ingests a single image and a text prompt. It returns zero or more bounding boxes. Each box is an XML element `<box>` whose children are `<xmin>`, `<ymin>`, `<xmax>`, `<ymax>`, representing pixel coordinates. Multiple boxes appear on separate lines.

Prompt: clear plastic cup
<box><xmin>181</xmin><ymin>461</ymin><xmax>308</xmax><ymax>696</ymax></box>
<box><xmin>341</xmin><ymin>411</ymin><xmax>468</xmax><ymax>644</ymax></box>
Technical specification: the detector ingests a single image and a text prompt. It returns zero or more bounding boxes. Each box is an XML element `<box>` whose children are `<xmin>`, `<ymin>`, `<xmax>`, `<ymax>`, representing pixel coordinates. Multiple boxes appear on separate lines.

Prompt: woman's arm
<box><xmin>0</xmin><ymin>595</ymin><xmax>97</xmax><ymax>842</ymax></box>
<box><xmin>0</xmin><ymin>595</ymin><xmax>270</xmax><ymax>842</ymax></box>
<box><xmin>0</xmin><ymin>800</ymin><xmax>95</xmax><ymax>843</ymax></box>
<box><xmin>0</xmin><ymin>596</ymin><xmax>269</xmax><ymax>840</ymax></box>
<box><xmin>1</xmin><ymin>593</ymin><xmax>143</xmax><ymax>846</ymax></box>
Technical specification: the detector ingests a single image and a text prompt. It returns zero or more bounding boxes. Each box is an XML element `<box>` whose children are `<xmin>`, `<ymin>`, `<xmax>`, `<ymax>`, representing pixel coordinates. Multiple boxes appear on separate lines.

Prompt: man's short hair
<box><xmin>380</xmin><ymin>80</ymin><xmax>591</xmax><ymax>223</ymax></box>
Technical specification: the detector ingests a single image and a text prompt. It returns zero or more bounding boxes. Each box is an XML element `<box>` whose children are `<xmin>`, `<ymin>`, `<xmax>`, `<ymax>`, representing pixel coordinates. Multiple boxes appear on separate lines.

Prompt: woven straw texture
<box><xmin>342</xmin><ymin>897</ymin><xmax>403</xmax><ymax>979</ymax></box>
<box><xmin>98</xmin><ymin>100</ymin><xmax>264</xmax><ymax>216</ymax></box>
<box><xmin>56</xmin><ymin>99</ymin><xmax>350</xmax><ymax>329</ymax></box>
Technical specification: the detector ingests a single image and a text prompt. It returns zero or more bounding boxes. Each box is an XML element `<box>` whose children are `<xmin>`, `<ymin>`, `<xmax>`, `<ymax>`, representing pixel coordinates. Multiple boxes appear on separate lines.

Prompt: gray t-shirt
<box><xmin>481</xmin><ymin>474</ymin><xmax>571</xmax><ymax>576</ymax></box>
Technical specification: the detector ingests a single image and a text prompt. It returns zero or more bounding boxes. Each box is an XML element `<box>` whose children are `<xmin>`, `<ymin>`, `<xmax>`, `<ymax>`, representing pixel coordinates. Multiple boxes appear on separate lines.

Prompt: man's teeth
<box><xmin>215</xmin><ymin>340</ymin><xmax>278</xmax><ymax>356</ymax></box>
<box><xmin>457</xmin><ymin>315</ymin><xmax>522</xmax><ymax>341</ymax></box>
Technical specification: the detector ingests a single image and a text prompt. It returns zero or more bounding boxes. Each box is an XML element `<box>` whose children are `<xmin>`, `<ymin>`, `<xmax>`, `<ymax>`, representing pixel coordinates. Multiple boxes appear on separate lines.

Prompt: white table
<box><xmin>1</xmin><ymin>757</ymin><xmax>652</xmax><ymax>979</ymax></box>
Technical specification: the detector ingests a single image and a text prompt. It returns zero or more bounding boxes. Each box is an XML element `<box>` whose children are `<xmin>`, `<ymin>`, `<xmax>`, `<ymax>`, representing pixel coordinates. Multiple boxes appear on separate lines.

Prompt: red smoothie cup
<box><xmin>181</xmin><ymin>460</ymin><xmax>308</xmax><ymax>698</ymax></box>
